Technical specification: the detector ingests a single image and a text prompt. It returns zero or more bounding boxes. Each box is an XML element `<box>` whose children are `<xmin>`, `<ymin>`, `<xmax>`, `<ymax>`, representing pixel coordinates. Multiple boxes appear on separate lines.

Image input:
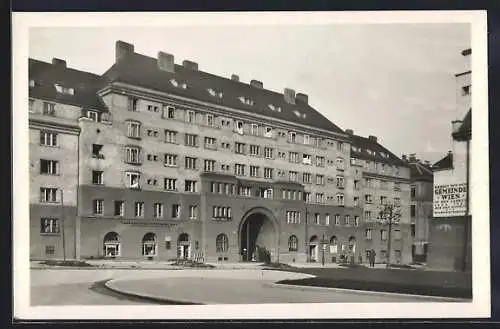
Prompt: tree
<box><xmin>377</xmin><ymin>202</ymin><xmax>402</xmax><ymax>268</ymax></box>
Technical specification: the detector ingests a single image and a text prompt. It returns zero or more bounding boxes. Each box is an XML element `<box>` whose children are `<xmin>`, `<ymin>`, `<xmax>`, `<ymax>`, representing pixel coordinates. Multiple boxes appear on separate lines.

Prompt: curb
<box><xmin>103</xmin><ymin>279</ymin><xmax>205</xmax><ymax>305</ymax></box>
<box><xmin>268</xmin><ymin>283</ymin><xmax>471</xmax><ymax>302</ymax></box>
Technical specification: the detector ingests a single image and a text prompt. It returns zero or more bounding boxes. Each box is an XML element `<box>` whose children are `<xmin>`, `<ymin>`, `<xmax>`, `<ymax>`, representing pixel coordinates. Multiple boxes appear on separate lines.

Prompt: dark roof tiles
<box><xmin>349</xmin><ymin>134</ymin><xmax>408</xmax><ymax>167</ymax></box>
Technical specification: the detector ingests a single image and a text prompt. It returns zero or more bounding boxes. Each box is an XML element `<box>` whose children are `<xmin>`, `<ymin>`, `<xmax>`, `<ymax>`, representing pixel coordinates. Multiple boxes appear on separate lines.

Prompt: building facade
<box><xmin>427</xmin><ymin>48</ymin><xmax>472</xmax><ymax>271</ymax></box>
<box><xmin>29</xmin><ymin>40</ymin><xmax>411</xmax><ymax>264</ymax></box>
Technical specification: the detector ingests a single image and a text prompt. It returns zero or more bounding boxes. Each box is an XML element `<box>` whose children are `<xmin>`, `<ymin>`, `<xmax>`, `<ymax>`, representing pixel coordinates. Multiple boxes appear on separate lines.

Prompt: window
<box><xmin>350</xmin><ymin>158</ymin><xmax>356</xmax><ymax>166</ymax></box>
<box><xmin>289</xmin><ymin>171</ymin><xmax>298</xmax><ymax>182</ymax></box>
<box><xmin>235</xmin><ymin>142</ymin><xmax>246</xmax><ymax>154</ymax></box>
<box><xmin>235</xmin><ymin>121</ymin><xmax>244</xmax><ymax>134</ymax></box>
<box><xmin>185</xmin><ymin>134</ymin><xmax>198</xmax><ymax>147</ymax></box>
<box><xmin>206</xmin><ymin>114</ymin><xmax>214</xmax><ymax>126</ymax></box>
<box><xmin>336</xmin><ymin>175</ymin><xmax>345</xmax><ymax>188</ymax></box>
<box><xmin>29</xmin><ymin>99</ymin><xmax>35</xmax><ymax>112</ymax></box>
<box><xmin>304</xmin><ymin>192</ymin><xmax>312</xmax><ymax>203</ymax></box>
<box><xmin>164</xmin><ymin>178</ymin><xmax>177</xmax><ymax>191</ymax></box>
<box><xmin>316</xmin><ymin>156</ymin><xmax>325</xmax><ymax>167</ymax></box>
<box><xmin>264</xmin><ymin>167</ymin><xmax>273</xmax><ymax>179</ymax></box>
<box><xmin>92</xmin><ymin>171</ymin><xmax>104</xmax><ymax>185</ymax></box>
<box><xmin>381</xmin><ymin>230</ymin><xmax>388</xmax><ymax>241</ymax></box>
<box><xmin>238</xmin><ymin>186</ymin><xmax>251</xmax><ymax>196</ymax></box>
<box><xmin>289</xmin><ymin>132</ymin><xmax>296</xmax><ymax>143</ymax></box>
<box><xmin>40</xmin><ymin>218</ymin><xmax>59</xmax><ymax>234</ymax></box>
<box><xmin>40</xmin><ymin>159</ymin><xmax>58</xmax><ymax>175</ymax></box>
<box><xmin>165</xmin><ymin>130</ymin><xmax>177</xmax><ymax>144</ymax></box>
<box><xmin>354</xmin><ymin>216</ymin><xmax>360</xmax><ymax>227</ymax></box>
<box><xmin>127</xmin><ymin>97</ymin><xmax>138</xmax><ymax>111</ymax></box>
<box><xmin>43</xmin><ymin>102</ymin><xmax>55</xmax><ymax>115</ymax></box>
<box><xmin>163</xmin><ymin>105</ymin><xmax>175</xmax><ymax>119</ymax></box>
<box><xmin>316</xmin><ymin>193</ymin><xmax>324</xmax><ymax>204</ymax></box>
<box><xmin>314</xmin><ymin>213</ymin><xmax>320</xmax><ymax>225</ymax></box>
<box><xmin>185</xmin><ymin>180</ymin><xmax>197</xmax><ymax>193</ymax></box>
<box><xmin>380</xmin><ymin>196</ymin><xmax>387</xmax><ymax>205</ymax></box>
<box><xmin>153</xmin><ymin>203</ymin><xmax>163</xmax><ymax>218</ymax></box>
<box><xmin>185</xmin><ymin>157</ymin><xmax>197</xmax><ymax>170</ymax></box>
<box><xmin>93</xmin><ymin>199</ymin><xmax>104</xmax><ymax>215</ymax></box>
<box><xmin>125</xmin><ymin>172</ymin><xmax>140</xmax><ymax>189</ymax></box>
<box><xmin>164</xmin><ymin>154</ymin><xmax>177</xmax><ymax>167</ymax></box>
<box><xmin>235</xmin><ymin>164</ymin><xmax>245</xmax><ymax>176</ymax></box>
<box><xmin>303</xmin><ymin>173</ymin><xmax>312</xmax><ymax>184</ymax></box>
<box><xmin>213</xmin><ymin>206</ymin><xmax>232</xmax><ymax>220</ymax></box>
<box><xmin>134</xmin><ymin>202</ymin><xmax>144</xmax><ymax>217</ymax></box>
<box><xmin>251</xmin><ymin>124</ymin><xmax>259</xmax><ymax>136</ymax></box>
<box><xmin>216</xmin><ymin>234</ymin><xmax>229</xmax><ymax>252</ymax></box>
<box><xmin>394</xmin><ymin>229</ymin><xmax>402</xmax><ymax>240</ymax></box>
<box><xmin>344</xmin><ymin>215</ymin><xmax>350</xmax><ymax>225</ymax></box>
<box><xmin>249</xmin><ymin>145</ymin><xmax>260</xmax><ymax>156</ymax></box>
<box><xmin>303</xmin><ymin>134</ymin><xmax>310</xmax><ymax>145</ymax></box>
<box><xmin>114</xmin><ymin>201</ymin><xmax>124</xmax><ymax>216</ymax></box>
<box><xmin>365</xmin><ymin>229</ymin><xmax>372</xmax><ymax>240</ymax></box>
<box><xmin>354</xmin><ymin>180</ymin><xmax>360</xmax><ymax>190</ymax></box>
<box><xmin>353</xmin><ymin>197</ymin><xmax>359</xmax><ymax>207</ymax></box>
<box><xmin>91</xmin><ymin>144</ymin><xmax>104</xmax><ymax>158</ymax></box>
<box><xmin>364</xmin><ymin>210</ymin><xmax>372</xmax><ymax>221</ymax></box>
<box><xmin>314</xmin><ymin>175</ymin><xmax>324</xmax><ymax>185</ymax></box>
<box><xmin>204</xmin><ymin>159</ymin><xmax>216</xmax><ymax>172</ymax></box>
<box><xmin>264</xmin><ymin>147</ymin><xmax>273</xmax><ymax>159</ymax></box>
<box><xmin>125</xmin><ymin>146</ymin><xmax>141</xmax><ymax>164</ymax></box>
<box><xmin>189</xmin><ymin>205</ymin><xmax>197</xmax><ymax>219</ymax></box>
<box><xmin>204</xmin><ymin>137</ymin><xmax>217</xmax><ymax>149</ymax></box>
<box><xmin>365</xmin><ymin>194</ymin><xmax>373</xmax><ymax>204</ymax></box>
<box><xmin>264</xmin><ymin>126</ymin><xmax>273</xmax><ymax>138</ymax></box>
<box><xmin>250</xmin><ymin>165</ymin><xmax>260</xmax><ymax>177</ymax></box>
<box><xmin>288</xmin><ymin>235</ymin><xmax>298</xmax><ymax>251</ymax></box>
<box><xmin>40</xmin><ymin>131</ymin><xmax>58</xmax><ymax>146</ymax></box>
<box><xmin>127</xmin><ymin>121</ymin><xmax>141</xmax><ymax>138</ymax></box>
<box><xmin>289</xmin><ymin>152</ymin><xmax>299</xmax><ymax>163</ymax></box>
<box><xmin>142</xmin><ymin>233</ymin><xmax>157</xmax><ymax>256</ymax></box>
<box><xmin>87</xmin><ymin>111</ymin><xmax>99</xmax><ymax>122</ymax></box>
<box><xmin>45</xmin><ymin>245</ymin><xmax>55</xmax><ymax>255</ymax></box>
<box><xmin>462</xmin><ymin>85</ymin><xmax>471</xmax><ymax>96</ymax></box>
<box><xmin>411</xmin><ymin>224</ymin><xmax>416</xmax><ymax>238</ymax></box>
<box><xmin>302</xmin><ymin>154</ymin><xmax>312</xmax><ymax>165</ymax></box>
<box><xmin>286</xmin><ymin>211</ymin><xmax>301</xmax><ymax>224</ymax></box>
<box><xmin>334</xmin><ymin>214</ymin><xmax>340</xmax><ymax>225</ymax></box>
<box><xmin>411</xmin><ymin>205</ymin><xmax>416</xmax><ymax>217</ymax></box>
<box><xmin>411</xmin><ymin>186</ymin><xmax>416</xmax><ymax>198</ymax></box>
<box><xmin>336</xmin><ymin>157</ymin><xmax>345</xmax><ymax>170</ymax></box>
<box><xmin>172</xmin><ymin>204</ymin><xmax>181</xmax><ymax>218</ymax></box>
<box><xmin>40</xmin><ymin>188</ymin><xmax>58</xmax><ymax>203</ymax></box>
<box><xmin>325</xmin><ymin>214</ymin><xmax>330</xmax><ymax>226</ymax></box>
<box><xmin>336</xmin><ymin>193</ymin><xmax>345</xmax><ymax>206</ymax></box>
<box><xmin>187</xmin><ymin>110</ymin><xmax>195</xmax><ymax>123</ymax></box>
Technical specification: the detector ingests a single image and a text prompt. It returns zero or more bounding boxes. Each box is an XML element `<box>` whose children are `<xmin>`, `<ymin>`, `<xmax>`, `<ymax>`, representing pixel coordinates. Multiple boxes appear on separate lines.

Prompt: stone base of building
<box><xmin>427</xmin><ymin>215</ymin><xmax>472</xmax><ymax>272</ymax></box>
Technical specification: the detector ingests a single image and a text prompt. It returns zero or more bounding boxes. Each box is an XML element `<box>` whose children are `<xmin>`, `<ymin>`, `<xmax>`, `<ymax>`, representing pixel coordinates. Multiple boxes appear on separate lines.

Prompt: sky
<box><xmin>29</xmin><ymin>23</ymin><xmax>470</xmax><ymax>163</ymax></box>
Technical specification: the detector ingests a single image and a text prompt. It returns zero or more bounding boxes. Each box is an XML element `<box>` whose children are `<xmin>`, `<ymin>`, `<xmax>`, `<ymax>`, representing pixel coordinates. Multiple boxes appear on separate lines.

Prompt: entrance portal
<box><xmin>240</xmin><ymin>210</ymin><xmax>277</xmax><ymax>262</ymax></box>
<box><xmin>177</xmin><ymin>233</ymin><xmax>191</xmax><ymax>260</ymax></box>
<box><xmin>309</xmin><ymin>235</ymin><xmax>319</xmax><ymax>262</ymax></box>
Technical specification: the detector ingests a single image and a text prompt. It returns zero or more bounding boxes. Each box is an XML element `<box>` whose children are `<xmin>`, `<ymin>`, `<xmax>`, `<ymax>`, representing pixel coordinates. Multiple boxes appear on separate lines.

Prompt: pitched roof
<box><xmin>102</xmin><ymin>52</ymin><xmax>345</xmax><ymax>135</ymax></box>
<box><xmin>408</xmin><ymin>161</ymin><xmax>433</xmax><ymax>182</ymax></box>
<box><xmin>433</xmin><ymin>152</ymin><xmax>453</xmax><ymax>171</ymax></box>
<box><xmin>29</xmin><ymin>58</ymin><xmax>108</xmax><ymax>111</ymax></box>
<box><xmin>452</xmin><ymin>109</ymin><xmax>471</xmax><ymax>141</ymax></box>
<box><xmin>349</xmin><ymin>134</ymin><xmax>408</xmax><ymax>167</ymax></box>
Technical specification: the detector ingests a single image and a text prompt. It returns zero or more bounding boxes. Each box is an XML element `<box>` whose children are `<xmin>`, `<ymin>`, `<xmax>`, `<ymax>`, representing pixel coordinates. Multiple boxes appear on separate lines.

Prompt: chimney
<box><xmin>402</xmin><ymin>154</ymin><xmax>408</xmax><ymax>161</ymax></box>
<box><xmin>158</xmin><ymin>51</ymin><xmax>175</xmax><ymax>73</ymax></box>
<box><xmin>345</xmin><ymin>129</ymin><xmax>354</xmax><ymax>135</ymax></box>
<box><xmin>296</xmin><ymin>93</ymin><xmax>309</xmax><ymax>104</ymax></box>
<box><xmin>368</xmin><ymin>135</ymin><xmax>378</xmax><ymax>143</ymax></box>
<box><xmin>250</xmin><ymin>80</ymin><xmax>263</xmax><ymax>89</ymax></box>
<box><xmin>452</xmin><ymin>120</ymin><xmax>463</xmax><ymax>134</ymax></box>
<box><xmin>231</xmin><ymin>74</ymin><xmax>240</xmax><ymax>82</ymax></box>
<box><xmin>461</xmin><ymin>48</ymin><xmax>471</xmax><ymax>56</ymax></box>
<box><xmin>115</xmin><ymin>40</ymin><xmax>134</xmax><ymax>62</ymax></box>
<box><xmin>182</xmin><ymin>60</ymin><xmax>198</xmax><ymax>71</ymax></box>
<box><xmin>409</xmin><ymin>153</ymin><xmax>417</xmax><ymax>162</ymax></box>
<box><xmin>284</xmin><ymin>88</ymin><xmax>296</xmax><ymax>104</ymax></box>
<box><xmin>52</xmin><ymin>58</ymin><xmax>67</xmax><ymax>68</ymax></box>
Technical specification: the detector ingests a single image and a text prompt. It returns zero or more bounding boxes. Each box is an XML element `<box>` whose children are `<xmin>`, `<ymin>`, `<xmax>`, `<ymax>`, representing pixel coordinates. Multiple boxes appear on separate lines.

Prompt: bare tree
<box><xmin>377</xmin><ymin>202</ymin><xmax>402</xmax><ymax>268</ymax></box>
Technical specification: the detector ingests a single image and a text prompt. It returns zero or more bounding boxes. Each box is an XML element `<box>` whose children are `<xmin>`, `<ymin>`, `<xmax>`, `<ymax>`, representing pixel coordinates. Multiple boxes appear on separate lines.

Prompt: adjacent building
<box><xmin>427</xmin><ymin>48</ymin><xmax>472</xmax><ymax>271</ymax></box>
<box><xmin>29</xmin><ymin>40</ymin><xmax>412</xmax><ymax>264</ymax></box>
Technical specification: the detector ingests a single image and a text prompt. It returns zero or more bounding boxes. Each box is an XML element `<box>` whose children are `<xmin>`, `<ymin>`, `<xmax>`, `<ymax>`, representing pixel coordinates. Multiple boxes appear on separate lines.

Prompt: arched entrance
<box><xmin>103</xmin><ymin>232</ymin><xmax>120</xmax><ymax>258</ymax></box>
<box><xmin>309</xmin><ymin>235</ymin><xmax>319</xmax><ymax>262</ymax></box>
<box><xmin>142</xmin><ymin>232</ymin><xmax>157</xmax><ymax>257</ymax></box>
<box><xmin>177</xmin><ymin>233</ymin><xmax>191</xmax><ymax>260</ymax></box>
<box><xmin>239</xmin><ymin>207</ymin><xmax>278</xmax><ymax>262</ymax></box>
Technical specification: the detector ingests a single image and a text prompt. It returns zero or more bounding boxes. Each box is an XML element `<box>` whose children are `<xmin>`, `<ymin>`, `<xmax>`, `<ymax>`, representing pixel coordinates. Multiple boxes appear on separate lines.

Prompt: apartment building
<box><xmin>29</xmin><ymin>40</ymin><xmax>411</xmax><ymax>264</ymax></box>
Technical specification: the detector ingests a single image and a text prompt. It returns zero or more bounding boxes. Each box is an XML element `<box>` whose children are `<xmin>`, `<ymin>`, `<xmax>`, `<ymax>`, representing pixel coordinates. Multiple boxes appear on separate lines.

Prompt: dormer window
<box><xmin>268</xmin><ymin>104</ymin><xmax>282</xmax><ymax>112</ymax></box>
<box><xmin>293</xmin><ymin>110</ymin><xmax>307</xmax><ymax>119</ymax></box>
<box><xmin>238</xmin><ymin>96</ymin><xmax>254</xmax><ymax>106</ymax></box>
<box><xmin>87</xmin><ymin>110</ymin><xmax>99</xmax><ymax>122</ymax></box>
<box><xmin>181</xmin><ymin>83</ymin><xmax>187</xmax><ymax>89</ymax></box>
<box><xmin>235</xmin><ymin>121</ymin><xmax>244</xmax><ymax>134</ymax></box>
<box><xmin>54</xmin><ymin>84</ymin><xmax>74</xmax><ymax>95</ymax></box>
<box><xmin>207</xmin><ymin>88</ymin><xmax>223</xmax><ymax>99</ymax></box>
<box><xmin>170</xmin><ymin>79</ymin><xmax>179</xmax><ymax>87</ymax></box>
<box><xmin>29</xmin><ymin>79</ymin><xmax>35</xmax><ymax>88</ymax></box>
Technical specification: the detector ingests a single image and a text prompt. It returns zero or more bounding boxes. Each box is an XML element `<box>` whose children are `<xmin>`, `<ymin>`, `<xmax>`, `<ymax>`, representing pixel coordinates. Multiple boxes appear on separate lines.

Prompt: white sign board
<box><xmin>433</xmin><ymin>183</ymin><xmax>467</xmax><ymax>217</ymax></box>
<box><xmin>329</xmin><ymin>245</ymin><xmax>337</xmax><ymax>254</ymax></box>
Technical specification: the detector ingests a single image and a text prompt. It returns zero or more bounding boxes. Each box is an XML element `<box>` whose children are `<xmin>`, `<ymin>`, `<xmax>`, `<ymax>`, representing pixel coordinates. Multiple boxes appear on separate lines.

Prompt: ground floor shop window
<box><xmin>177</xmin><ymin>233</ymin><xmax>191</xmax><ymax>259</ymax></box>
<box><xmin>103</xmin><ymin>232</ymin><xmax>121</xmax><ymax>257</ymax></box>
<box><xmin>142</xmin><ymin>232</ymin><xmax>157</xmax><ymax>256</ymax></box>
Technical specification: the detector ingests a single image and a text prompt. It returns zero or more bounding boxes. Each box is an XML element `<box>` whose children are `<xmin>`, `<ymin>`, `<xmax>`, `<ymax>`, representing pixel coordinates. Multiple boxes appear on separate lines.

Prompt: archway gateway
<box><xmin>239</xmin><ymin>208</ymin><xmax>277</xmax><ymax>262</ymax></box>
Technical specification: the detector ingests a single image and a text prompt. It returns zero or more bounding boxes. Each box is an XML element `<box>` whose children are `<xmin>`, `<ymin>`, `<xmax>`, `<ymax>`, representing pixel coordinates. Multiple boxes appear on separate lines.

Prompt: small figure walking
<box><xmin>370</xmin><ymin>249</ymin><xmax>376</xmax><ymax>267</ymax></box>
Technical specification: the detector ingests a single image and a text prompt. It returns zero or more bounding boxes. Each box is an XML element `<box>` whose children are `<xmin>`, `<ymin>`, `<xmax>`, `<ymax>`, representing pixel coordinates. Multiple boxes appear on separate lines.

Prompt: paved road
<box><xmin>30</xmin><ymin>268</ymin><xmax>467</xmax><ymax>306</ymax></box>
